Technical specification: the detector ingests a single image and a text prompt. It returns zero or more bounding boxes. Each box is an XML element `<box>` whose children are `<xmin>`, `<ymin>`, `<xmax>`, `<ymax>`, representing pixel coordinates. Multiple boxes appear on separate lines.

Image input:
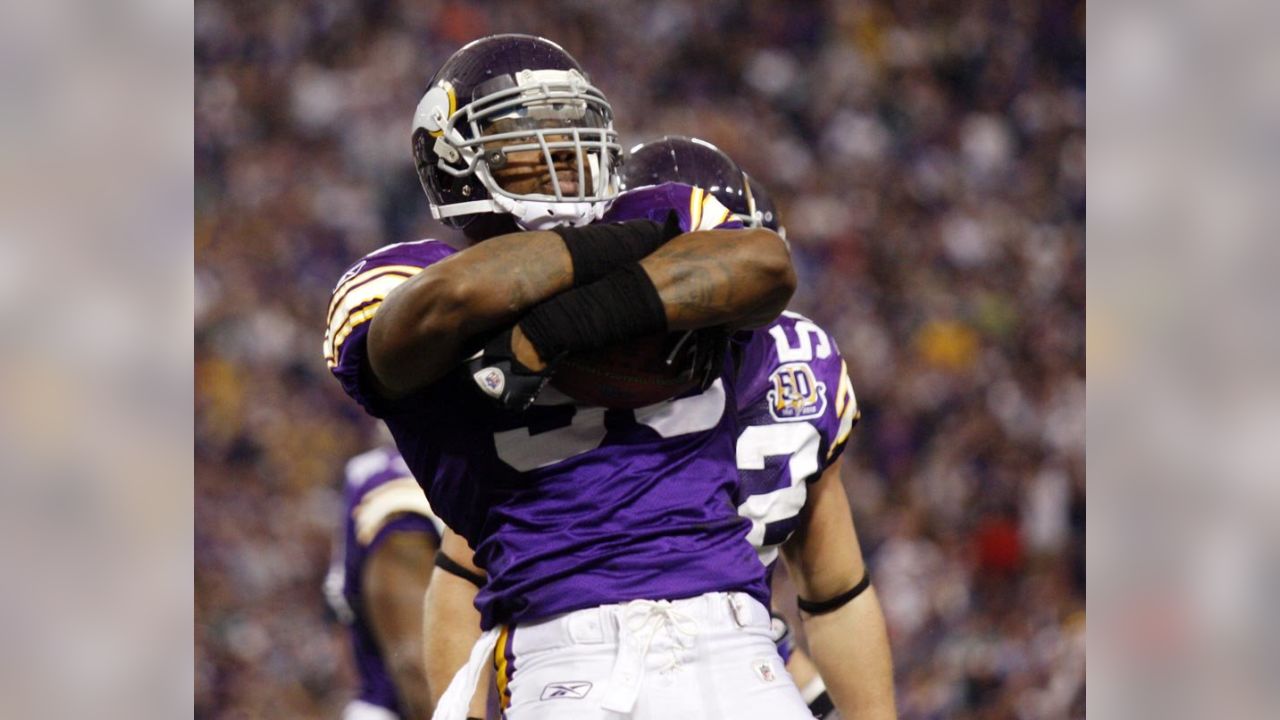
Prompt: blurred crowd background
<box><xmin>195</xmin><ymin>0</ymin><xmax>1084</xmax><ymax>717</ymax></box>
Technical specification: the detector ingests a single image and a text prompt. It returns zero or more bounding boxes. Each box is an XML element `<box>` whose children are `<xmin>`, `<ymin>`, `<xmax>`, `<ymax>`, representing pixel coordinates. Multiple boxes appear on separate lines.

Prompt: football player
<box><xmin>325</xmin><ymin>34</ymin><xmax>809</xmax><ymax>720</ymax></box>
<box><xmin>629</xmin><ymin>136</ymin><xmax>893</xmax><ymax>719</ymax></box>
<box><xmin>324</xmin><ymin>439</ymin><xmax>445</xmax><ymax>720</ymax></box>
<box><xmin>423</xmin><ymin>138</ymin><xmax>897</xmax><ymax>720</ymax></box>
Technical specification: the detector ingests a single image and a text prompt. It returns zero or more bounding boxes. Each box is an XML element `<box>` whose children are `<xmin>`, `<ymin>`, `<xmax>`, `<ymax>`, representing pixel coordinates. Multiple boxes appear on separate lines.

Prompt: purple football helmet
<box><xmin>624</xmin><ymin>136</ymin><xmax>785</xmax><ymax>237</ymax></box>
<box><xmin>412</xmin><ymin>35</ymin><xmax>623</xmax><ymax>231</ymax></box>
<box><xmin>743</xmin><ymin>172</ymin><xmax>785</xmax><ymax>238</ymax></box>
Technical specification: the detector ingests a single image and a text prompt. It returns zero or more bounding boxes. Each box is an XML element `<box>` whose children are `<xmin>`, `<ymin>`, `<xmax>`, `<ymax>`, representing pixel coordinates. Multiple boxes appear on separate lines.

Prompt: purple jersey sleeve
<box><xmin>736</xmin><ymin>312</ymin><xmax>857</xmax><ymax>475</ymax></box>
<box><xmin>732</xmin><ymin>312</ymin><xmax>858</xmax><ymax>569</ymax></box>
<box><xmin>604</xmin><ymin>182</ymin><xmax>744</xmax><ymax>230</ymax></box>
<box><xmin>323</xmin><ymin>240</ymin><xmax>458</xmax><ymax>416</ymax></box>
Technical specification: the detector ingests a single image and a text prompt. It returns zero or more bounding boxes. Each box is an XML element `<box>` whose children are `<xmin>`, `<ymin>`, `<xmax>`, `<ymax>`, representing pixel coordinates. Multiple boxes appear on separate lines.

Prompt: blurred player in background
<box><xmin>326</xmin><ymin>34</ymin><xmax>811</xmax><ymax>719</ymax></box>
<box><xmin>423</xmin><ymin>138</ymin><xmax>896</xmax><ymax>720</ymax></box>
<box><xmin>324</xmin><ymin>438</ymin><xmax>444</xmax><ymax>720</ymax></box>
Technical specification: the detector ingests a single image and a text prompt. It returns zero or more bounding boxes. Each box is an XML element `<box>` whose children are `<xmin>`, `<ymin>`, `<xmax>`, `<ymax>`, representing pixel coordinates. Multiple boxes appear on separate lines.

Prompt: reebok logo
<box><xmin>540</xmin><ymin>681</ymin><xmax>592</xmax><ymax>700</ymax></box>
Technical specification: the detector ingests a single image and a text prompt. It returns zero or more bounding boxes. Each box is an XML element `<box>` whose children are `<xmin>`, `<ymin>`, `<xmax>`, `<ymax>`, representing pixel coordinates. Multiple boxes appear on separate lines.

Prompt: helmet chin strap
<box><xmin>430</xmin><ymin>199</ymin><xmax>501</xmax><ymax>220</ymax></box>
<box><xmin>429</xmin><ymin>195</ymin><xmax>606</xmax><ymax>229</ymax></box>
<box><xmin>496</xmin><ymin>195</ymin><xmax>605</xmax><ymax>231</ymax></box>
<box><xmin>434</xmin><ymin>161</ymin><xmax>611</xmax><ymax>229</ymax></box>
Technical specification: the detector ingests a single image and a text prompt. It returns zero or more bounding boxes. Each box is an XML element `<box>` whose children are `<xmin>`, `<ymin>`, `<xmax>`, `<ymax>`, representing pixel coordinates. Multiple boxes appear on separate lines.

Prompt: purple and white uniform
<box><xmin>323</xmin><ymin>183</ymin><xmax>760</xmax><ymax>632</ymax></box>
<box><xmin>732</xmin><ymin>312</ymin><xmax>858</xmax><ymax>667</ymax></box>
<box><xmin>733</xmin><ymin>311</ymin><xmax>859</xmax><ymax>573</ymax></box>
<box><xmin>324</xmin><ymin>446</ymin><xmax>444</xmax><ymax>720</ymax></box>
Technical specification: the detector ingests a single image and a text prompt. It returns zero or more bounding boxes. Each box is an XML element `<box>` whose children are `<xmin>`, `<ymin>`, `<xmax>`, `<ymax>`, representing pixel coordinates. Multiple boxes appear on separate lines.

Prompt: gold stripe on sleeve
<box><xmin>352</xmin><ymin>477</ymin><xmax>438</xmax><ymax>546</ymax></box>
<box><xmin>324</xmin><ymin>300</ymin><xmax>383</xmax><ymax>367</ymax></box>
<box><xmin>327</xmin><ymin>273</ymin><xmax>410</xmax><ymax>336</ymax></box>
<box><xmin>834</xmin><ymin>361</ymin><xmax>853</xmax><ymax>418</ymax></box>
<box><xmin>688</xmin><ymin>186</ymin><xmax>705</xmax><ymax>230</ymax></box>
<box><xmin>327</xmin><ymin>265</ymin><xmax>421</xmax><ymax>325</ymax></box>
<box><xmin>828</xmin><ymin>361</ymin><xmax>859</xmax><ymax>459</ymax></box>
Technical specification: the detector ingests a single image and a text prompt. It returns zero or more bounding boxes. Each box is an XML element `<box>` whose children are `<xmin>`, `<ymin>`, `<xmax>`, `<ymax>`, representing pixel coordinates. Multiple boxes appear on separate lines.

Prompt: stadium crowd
<box><xmin>195</xmin><ymin>1</ymin><xmax>1084</xmax><ymax>718</ymax></box>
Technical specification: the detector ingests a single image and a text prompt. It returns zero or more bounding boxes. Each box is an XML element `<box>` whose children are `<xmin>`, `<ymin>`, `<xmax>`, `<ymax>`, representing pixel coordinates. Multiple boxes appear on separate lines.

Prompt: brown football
<box><xmin>550</xmin><ymin>332</ymin><xmax>699</xmax><ymax>408</ymax></box>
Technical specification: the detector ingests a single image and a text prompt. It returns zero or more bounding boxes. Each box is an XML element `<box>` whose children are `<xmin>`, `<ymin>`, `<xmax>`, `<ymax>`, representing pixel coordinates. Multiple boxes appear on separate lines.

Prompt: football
<box><xmin>550</xmin><ymin>332</ymin><xmax>700</xmax><ymax>408</ymax></box>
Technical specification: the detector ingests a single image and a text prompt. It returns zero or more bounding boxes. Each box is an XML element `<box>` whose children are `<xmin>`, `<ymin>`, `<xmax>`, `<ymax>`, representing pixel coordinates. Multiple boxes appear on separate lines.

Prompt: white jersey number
<box><xmin>493</xmin><ymin>380</ymin><xmax>726</xmax><ymax>472</ymax></box>
<box><xmin>735</xmin><ymin>422</ymin><xmax>821</xmax><ymax>566</ymax></box>
<box><xmin>769</xmin><ymin>313</ymin><xmax>832</xmax><ymax>363</ymax></box>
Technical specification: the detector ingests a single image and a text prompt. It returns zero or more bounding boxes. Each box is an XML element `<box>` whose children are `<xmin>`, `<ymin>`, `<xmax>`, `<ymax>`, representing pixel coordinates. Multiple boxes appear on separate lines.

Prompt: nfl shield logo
<box><xmin>753</xmin><ymin>659</ymin><xmax>776</xmax><ymax>683</ymax></box>
<box><xmin>474</xmin><ymin>367</ymin><xmax>506</xmax><ymax>398</ymax></box>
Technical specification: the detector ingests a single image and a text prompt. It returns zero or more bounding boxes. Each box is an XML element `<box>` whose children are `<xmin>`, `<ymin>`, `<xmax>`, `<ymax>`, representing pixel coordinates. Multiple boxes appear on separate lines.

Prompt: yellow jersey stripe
<box><xmin>327</xmin><ymin>273</ymin><xmax>408</xmax><ymax>338</ymax></box>
<box><xmin>324</xmin><ymin>299</ymin><xmax>383</xmax><ymax>367</ymax></box>
<box><xmin>829</xmin><ymin>405</ymin><xmax>860</xmax><ymax>460</ymax></box>
<box><xmin>352</xmin><ymin>478</ymin><xmax>437</xmax><ymax>546</ymax></box>
<box><xmin>828</xmin><ymin>362</ymin><xmax>858</xmax><ymax>460</ymax></box>
<box><xmin>494</xmin><ymin>625</ymin><xmax>512</xmax><ymax>709</ymax></box>
<box><xmin>688</xmin><ymin>186</ymin><xmax>705</xmax><ymax>230</ymax></box>
<box><xmin>835</xmin><ymin>361</ymin><xmax>852</xmax><ymax>418</ymax></box>
<box><xmin>841</xmin><ymin>374</ymin><xmax>858</xmax><ymax>425</ymax></box>
<box><xmin>327</xmin><ymin>265</ymin><xmax>420</xmax><ymax>326</ymax></box>
<box><xmin>324</xmin><ymin>267</ymin><xmax>416</xmax><ymax>362</ymax></box>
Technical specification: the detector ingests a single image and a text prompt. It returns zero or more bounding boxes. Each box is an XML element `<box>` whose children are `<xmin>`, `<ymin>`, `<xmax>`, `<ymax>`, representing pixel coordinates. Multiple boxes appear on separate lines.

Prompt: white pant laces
<box><xmin>625</xmin><ymin>599</ymin><xmax>700</xmax><ymax>672</ymax></box>
<box><xmin>601</xmin><ymin>599</ymin><xmax>701</xmax><ymax>713</ymax></box>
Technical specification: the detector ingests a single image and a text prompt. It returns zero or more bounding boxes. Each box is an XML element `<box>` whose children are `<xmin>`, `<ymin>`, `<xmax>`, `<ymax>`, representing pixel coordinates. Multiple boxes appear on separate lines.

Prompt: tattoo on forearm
<box><xmin>645</xmin><ymin>236</ymin><xmax>784</xmax><ymax>328</ymax></box>
<box><xmin>467</xmin><ymin>232</ymin><xmax>573</xmax><ymax>313</ymax></box>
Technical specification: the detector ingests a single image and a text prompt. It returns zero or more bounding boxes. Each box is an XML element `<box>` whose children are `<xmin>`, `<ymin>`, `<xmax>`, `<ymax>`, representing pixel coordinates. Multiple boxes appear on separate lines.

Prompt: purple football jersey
<box><xmin>324</xmin><ymin>184</ymin><xmax>765</xmax><ymax>630</ymax></box>
<box><xmin>732</xmin><ymin>312</ymin><xmax>858</xmax><ymax>570</ymax></box>
<box><xmin>324</xmin><ymin>445</ymin><xmax>444</xmax><ymax>715</ymax></box>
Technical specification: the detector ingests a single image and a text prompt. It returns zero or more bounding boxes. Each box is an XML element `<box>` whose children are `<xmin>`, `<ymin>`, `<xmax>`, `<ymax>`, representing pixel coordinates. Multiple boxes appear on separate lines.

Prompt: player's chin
<box><xmin>539</xmin><ymin>170</ymin><xmax>581</xmax><ymax>196</ymax></box>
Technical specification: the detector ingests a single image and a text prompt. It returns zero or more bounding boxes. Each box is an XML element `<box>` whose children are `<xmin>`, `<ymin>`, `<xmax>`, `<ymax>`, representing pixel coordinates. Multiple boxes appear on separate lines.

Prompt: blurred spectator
<box><xmin>195</xmin><ymin>1</ymin><xmax>1084</xmax><ymax>717</ymax></box>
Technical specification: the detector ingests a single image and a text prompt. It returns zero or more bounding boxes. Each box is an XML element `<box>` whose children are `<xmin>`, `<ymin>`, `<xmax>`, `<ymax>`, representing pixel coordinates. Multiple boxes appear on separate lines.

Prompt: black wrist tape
<box><xmin>808</xmin><ymin>691</ymin><xmax>835</xmax><ymax>719</ymax></box>
<box><xmin>796</xmin><ymin>568</ymin><xmax>871</xmax><ymax>615</ymax></box>
<box><xmin>434</xmin><ymin>552</ymin><xmax>486</xmax><ymax>589</ymax></box>
<box><xmin>519</xmin><ymin>263</ymin><xmax>668</xmax><ymax>361</ymax></box>
<box><xmin>554</xmin><ymin>219</ymin><xmax>667</xmax><ymax>286</ymax></box>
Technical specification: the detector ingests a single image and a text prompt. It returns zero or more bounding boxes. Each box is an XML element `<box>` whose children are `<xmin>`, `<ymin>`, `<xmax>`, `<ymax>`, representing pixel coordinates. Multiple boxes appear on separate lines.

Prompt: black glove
<box><xmin>467</xmin><ymin>327</ymin><xmax>557</xmax><ymax>411</ymax></box>
<box><xmin>665</xmin><ymin>326</ymin><xmax>730</xmax><ymax>391</ymax></box>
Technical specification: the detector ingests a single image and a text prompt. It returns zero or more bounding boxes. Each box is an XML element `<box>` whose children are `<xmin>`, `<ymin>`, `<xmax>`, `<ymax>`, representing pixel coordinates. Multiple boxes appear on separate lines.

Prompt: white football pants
<box><xmin>489</xmin><ymin>592</ymin><xmax>813</xmax><ymax>719</ymax></box>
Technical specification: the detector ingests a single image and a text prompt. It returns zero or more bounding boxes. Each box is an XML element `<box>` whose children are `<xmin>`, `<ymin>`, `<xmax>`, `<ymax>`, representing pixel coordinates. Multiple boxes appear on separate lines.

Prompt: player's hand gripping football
<box><xmin>666</xmin><ymin>326</ymin><xmax>730</xmax><ymax>391</ymax></box>
<box><xmin>467</xmin><ymin>326</ymin><xmax>556</xmax><ymax>411</ymax></box>
<box><xmin>468</xmin><ymin>210</ymin><xmax>685</xmax><ymax>411</ymax></box>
